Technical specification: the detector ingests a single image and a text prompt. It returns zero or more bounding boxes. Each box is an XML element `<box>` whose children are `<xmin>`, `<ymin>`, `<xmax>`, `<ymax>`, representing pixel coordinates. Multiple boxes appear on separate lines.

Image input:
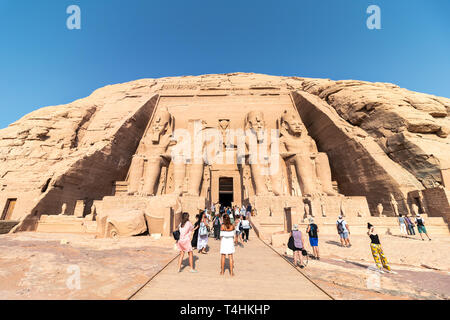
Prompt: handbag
<box><xmin>287</xmin><ymin>236</ymin><xmax>295</xmax><ymax>251</ymax></box>
<box><xmin>172</xmin><ymin>230</ymin><xmax>180</xmax><ymax>241</ymax></box>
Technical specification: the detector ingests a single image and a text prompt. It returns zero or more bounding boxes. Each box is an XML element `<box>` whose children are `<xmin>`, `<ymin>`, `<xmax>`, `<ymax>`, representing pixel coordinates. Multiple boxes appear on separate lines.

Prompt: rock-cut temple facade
<box><xmin>0</xmin><ymin>73</ymin><xmax>449</xmax><ymax>239</ymax></box>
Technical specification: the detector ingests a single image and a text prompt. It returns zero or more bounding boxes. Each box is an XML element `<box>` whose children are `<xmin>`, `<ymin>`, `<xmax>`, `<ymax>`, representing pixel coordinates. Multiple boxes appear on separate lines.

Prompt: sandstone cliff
<box><xmin>0</xmin><ymin>73</ymin><xmax>448</xmax><ymax>225</ymax></box>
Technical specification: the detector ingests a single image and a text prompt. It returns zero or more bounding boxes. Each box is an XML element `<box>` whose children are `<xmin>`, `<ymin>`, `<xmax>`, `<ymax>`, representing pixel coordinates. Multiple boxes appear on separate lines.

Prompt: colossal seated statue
<box><xmin>127</xmin><ymin>109</ymin><xmax>175</xmax><ymax>196</ymax></box>
<box><xmin>244</xmin><ymin>111</ymin><xmax>284</xmax><ymax>196</ymax></box>
<box><xmin>279</xmin><ymin>110</ymin><xmax>337</xmax><ymax>197</ymax></box>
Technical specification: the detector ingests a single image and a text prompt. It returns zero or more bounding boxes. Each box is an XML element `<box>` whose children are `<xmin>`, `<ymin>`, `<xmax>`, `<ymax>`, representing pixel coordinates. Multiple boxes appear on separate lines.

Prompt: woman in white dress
<box><xmin>220</xmin><ymin>214</ymin><xmax>235</xmax><ymax>276</ymax></box>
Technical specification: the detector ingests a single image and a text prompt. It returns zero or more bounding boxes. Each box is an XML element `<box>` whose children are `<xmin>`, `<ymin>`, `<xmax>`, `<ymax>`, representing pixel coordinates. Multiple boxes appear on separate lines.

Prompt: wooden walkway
<box><xmin>130</xmin><ymin>236</ymin><xmax>332</xmax><ymax>300</ymax></box>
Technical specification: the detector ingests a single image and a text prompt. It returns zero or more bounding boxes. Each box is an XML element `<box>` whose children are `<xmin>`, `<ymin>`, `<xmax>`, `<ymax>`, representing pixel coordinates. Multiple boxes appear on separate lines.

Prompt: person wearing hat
<box><xmin>367</xmin><ymin>223</ymin><xmax>392</xmax><ymax>273</ymax></box>
<box><xmin>415</xmin><ymin>214</ymin><xmax>431</xmax><ymax>241</ymax></box>
<box><xmin>306</xmin><ymin>217</ymin><xmax>320</xmax><ymax>260</ymax></box>
<box><xmin>290</xmin><ymin>224</ymin><xmax>307</xmax><ymax>268</ymax></box>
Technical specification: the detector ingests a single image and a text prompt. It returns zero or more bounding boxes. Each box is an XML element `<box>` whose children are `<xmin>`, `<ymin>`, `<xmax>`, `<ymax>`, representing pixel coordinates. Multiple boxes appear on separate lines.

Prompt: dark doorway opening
<box><xmin>219</xmin><ymin>177</ymin><xmax>233</xmax><ymax>207</ymax></box>
<box><xmin>1</xmin><ymin>198</ymin><xmax>17</xmax><ymax>220</ymax></box>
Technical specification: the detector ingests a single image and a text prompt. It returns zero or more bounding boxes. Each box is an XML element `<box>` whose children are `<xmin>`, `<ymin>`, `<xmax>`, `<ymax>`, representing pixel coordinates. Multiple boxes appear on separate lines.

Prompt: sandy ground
<box><xmin>272</xmin><ymin>234</ymin><xmax>450</xmax><ymax>300</ymax></box>
<box><xmin>0</xmin><ymin>231</ymin><xmax>448</xmax><ymax>300</ymax></box>
<box><xmin>0</xmin><ymin>232</ymin><xmax>177</xmax><ymax>299</ymax></box>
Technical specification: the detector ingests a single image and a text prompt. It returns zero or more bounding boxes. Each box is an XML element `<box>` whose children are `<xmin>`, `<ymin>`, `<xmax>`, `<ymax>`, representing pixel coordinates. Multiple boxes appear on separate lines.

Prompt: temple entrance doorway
<box><xmin>219</xmin><ymin>177</ymin><xmax>234</xmax><ymax>207</ymax></box>
<box><xmin>1</xmin><ymin>198</ymin><xmax>17</xmax><ymax>220</ymax></box>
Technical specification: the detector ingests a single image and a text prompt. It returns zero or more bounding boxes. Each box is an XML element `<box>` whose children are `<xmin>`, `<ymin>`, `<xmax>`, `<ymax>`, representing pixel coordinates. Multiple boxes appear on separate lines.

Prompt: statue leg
<box><xmin>172</xmin><ymin>161</ymin><xmax>186</xmax><ymax>196</ymax></box>
<box><xmin>250</xmin><ymin>164</ymin><xmax>269</xmax><ymax>196</ymax></box>
<box><xmin>142</xmin><ymin>157</ymin><xmax>162</xmax><ymax>196</ymax></box>
<box><xmin>188</xmin><ymin>163</ymin><xmax>204</xmax><ymax>196</ymax></box>
<box><xmin>128</xmin><ymin>155</ymin><xmax>144</xmax><ymax>195</ymax></box>
<box><xmin>293</xmin><ymin>154</ymin><xmax>319</xmax><ymax>197</ymax></box>
<box><xmin>269</xmin><ymin>155</ymin><xmax>284</xmax><ymax>196</ymax></box>
<box><xmin>315</xmin><ymin>153</ymin><xmax>337</xmax><ymax>196</ymax></box>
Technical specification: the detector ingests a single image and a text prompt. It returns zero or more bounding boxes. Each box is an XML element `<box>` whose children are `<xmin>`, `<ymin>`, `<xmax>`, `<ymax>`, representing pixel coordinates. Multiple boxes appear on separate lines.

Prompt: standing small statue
<box><xmin>303</xmin><ymin>201</ymin><xmax>311</xmax><ymax>221</ymax></box>
<box><xmin>339</xmin><ymin>199</ymin><xmax>346</xmax><ymax>217</ymax></box>
<box><xmin>377</xmin><ymin>203</ymin><xmax>384</xmax><ymax>217</ymax></box>
<box><xmin>320</xmin><ymin>197</ymin><xmax>326</xmax><ymax>217</ymax></box>
<box><xmin>411</xmin><ymin>203</ymin><xmax>420</xmax><ymax>216</ymax></box>
<box><xmin>389</xmin><ymin>193</ymin><xmax>399</xmax><ymax>216</ymax></box>
<box><xmin>59</xmin><ymin>203</ymin><xmax>67</xmax><ymax>215</ymax></box>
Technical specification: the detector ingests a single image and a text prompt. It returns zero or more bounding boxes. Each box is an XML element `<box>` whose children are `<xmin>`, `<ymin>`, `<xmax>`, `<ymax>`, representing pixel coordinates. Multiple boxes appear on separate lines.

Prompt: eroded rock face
<box><xmin>0</xmin><ymin>73</ymin><xmax>448</xmax><ymax>226</ymax></box>
<box><xmin>299</xmin><ymin>79</ymin><xmax>450</xmax><ymax>188</ymax></box>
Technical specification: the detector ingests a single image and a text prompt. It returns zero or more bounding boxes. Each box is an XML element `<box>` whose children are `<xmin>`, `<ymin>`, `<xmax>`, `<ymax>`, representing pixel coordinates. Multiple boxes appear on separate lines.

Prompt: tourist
<box><xmin>191</xmin><ymin>213</ymin><xmax>201</xmax><ymax>249</ymax></box>
<box><xmin>398</xmin><ymin>214</ymin><xmax>407</xmax><ymax>235</ymax></box>
<box><xmin>404</xmin><ymin>215</ymin><xmax>416</xmax><ymax>235</ymax></box>
<box><xmin>234</xmin><ymin>206</ymin><xmax>240</xmax><ymax>218</ymax></box>
<box><xmin>336</xmin><ymin>216</ymin><xmax>351</xmax><ymax>247</ymax></box>
<box><xmin>367</xmin><ymin>223</ymin><xmax>392</xmax><ymax>273</ymax></box>
<box><xmin>246</xmin><ymin>203</ymin><xmax>252</xmax><ymax>217</ymax></box>
<box><xmin>306</xmin><ymin>217</ymin><xmax>319</xmax><ymax>260</ymax></box>
<box><xmin>197</xmin><ymin>213</ymin><xmax>209</xmax><ymax>254</ymax></box>
<box><xmin>220</xmin><ymin>214</ymin><xmax>235</xmax><ymax>276</ymax></box>
<box><xmin>176</xmin><ymin>212</ymin><xmax>197</xmax><ymax>273</ymax></box>
<box><xmin>212</xmin><ymin>213</ymin><xmax>221</xmax><ymax>240</ymax></box>
<box><xmin>290</xmin><ymin>224</ymin><xmax>307</xmax><ymax>268</ymax></box>
<box><xmin>241</xmin><ymin>216</ymin><xmax>251</xmax><ymax>242</ymax></box>
<box><xmin>240</xmin><ymin>205</ymin><xmax>246</xmax><ymax>217</ymax></box>
<box><xmin>204</xmin><ymin>208</ymin><xmax>211</xmax><ymax>222</ymax></box>
<box><xmin>415</xmin><ymin>214</ymin><xmax>431</xmax><ymax>241</ymax></box>
<box><xmin>234</xmin><ymin>214</ymin><xmax>242</xmax><ymax>245</ymax></box>
<box><xmin>228</xmin><ymin>208</ymin><xmax>235</xmax><ymax>224</ymax></box>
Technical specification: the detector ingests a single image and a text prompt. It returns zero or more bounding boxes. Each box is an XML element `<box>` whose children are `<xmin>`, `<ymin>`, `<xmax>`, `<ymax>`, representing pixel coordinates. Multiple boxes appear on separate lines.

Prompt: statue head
<box><xmin>150</xmin><ymin>109</ymin><xmax>172</xmax><ymax>143</ymax></box>
<box><xmin>245</xmin><ymin>111</ymin><xmax>266</xmax><ymax>142</ymax></box>
<box><xmin>280</xmin><ymin>110</ymin><xmax>305</xmax><ymax>136</ymax></box>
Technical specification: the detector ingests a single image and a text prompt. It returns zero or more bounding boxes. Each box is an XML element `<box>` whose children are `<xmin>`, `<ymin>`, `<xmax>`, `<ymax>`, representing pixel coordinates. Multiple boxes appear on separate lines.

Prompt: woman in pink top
<box><xmin>177</xmin><ymin>212</ymin><xmax>197</xmax><ymax>273</ymax></box>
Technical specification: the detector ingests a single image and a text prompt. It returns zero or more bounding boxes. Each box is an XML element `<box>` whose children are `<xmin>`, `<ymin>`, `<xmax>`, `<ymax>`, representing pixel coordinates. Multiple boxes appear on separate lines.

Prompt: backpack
<box><xmin>337</xmin><ymin>221</ymin><xmax>345</xmax><ymax>234</ymax></box>
<box><xmin>199</xmin><ymin>223</ymin><xmax>208</xmax><ymax>236</ymax></box>
<box><xmin>309</xmin><ymin>224</ymin><xmax>317</xmax><ymax>237</ymax></box>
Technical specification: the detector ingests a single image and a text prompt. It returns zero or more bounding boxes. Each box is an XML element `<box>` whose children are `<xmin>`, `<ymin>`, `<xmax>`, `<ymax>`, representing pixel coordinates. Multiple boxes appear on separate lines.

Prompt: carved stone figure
<box><xmin>304</xmin><ymin>202</ymin><xmax>311</xmax><ymax>219</ymax></box>
<box><xmin>377</xmin><ymin>203</ymin><xmax>384</xmax><ymax>217</ymax></box>
<box><xmin>218</xmin><ymin>119</ymin><xmax>232</xmax><ymax>150</ymax></box>
<box><xmin>320</xmin><ymin>197</ymin><xmax>326</xmax><ymax>217</ymax></box>
<box><xmin>128</xmin><ymin>109</ymin><xmax>175</xmax><ymax>196</ymax></box>
<box><xmin>85</xmin><ymin>204</ymin><xmax>96</xmax><ymax>221</ymax></box>
<box><xmin>96</xmin><ymin>209</ymin><xmax>147</xmax><ymax>238</ymax></box>
<box><xmin>340</xmin><ymin>199</ymin><xmax>346</xmax><ymax>217</ymax></box>
<box><xmin>279</xmin><ymin>110</ymin><xmax>337</xmax><ymax>197</ymax></box>
<box><xmin>389</xmin><ymin>193</ymin><xmax>399</xmax><ymax>216</ymax></box>
<box><xmin>412</xmin><ymin>203</ymin><xmax>420</xmax><ymax>216</ymax></box>
<box><xmin>59</xmin><ymin>203</ymin><xmax>67</xmax><ymax>215</ymax></box>
<box><xmin>187</xmin><ymin>120</ymin><xmax>211</xmax><ymax>196</ymax></box>
<box><xmin>244</xmin><ymin>111</ymin><xmax>283</xmax><ymax>196</ymax></box>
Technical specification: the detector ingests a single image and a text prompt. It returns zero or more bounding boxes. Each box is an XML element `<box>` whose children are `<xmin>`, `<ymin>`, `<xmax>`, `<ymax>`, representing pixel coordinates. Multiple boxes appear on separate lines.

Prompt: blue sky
<box><xmin>0</xmin><ymin>0</ymin><xmax>449</xmax><ymax>128</ymax></box>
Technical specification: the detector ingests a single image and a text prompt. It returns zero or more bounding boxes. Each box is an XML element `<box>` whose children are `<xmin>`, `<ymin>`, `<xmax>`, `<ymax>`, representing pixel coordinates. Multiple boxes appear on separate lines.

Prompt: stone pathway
<box><xmin>131</xmin><ymin>237</ymin><xmax>332</xmax><ymax>300</ymax></box>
